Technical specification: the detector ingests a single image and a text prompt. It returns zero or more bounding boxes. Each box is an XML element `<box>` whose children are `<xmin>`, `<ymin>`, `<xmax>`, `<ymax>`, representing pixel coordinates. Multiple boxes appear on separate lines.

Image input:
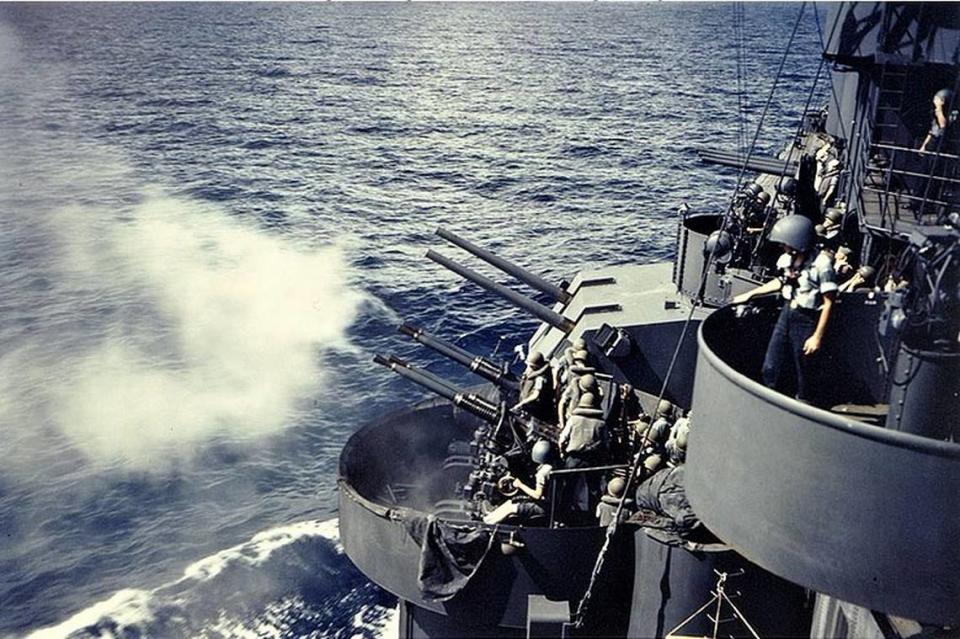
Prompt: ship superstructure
<box><xmin>339</xmin><ymin>4</ymin><xmax>959</xmax><ymax>637</ymax></box>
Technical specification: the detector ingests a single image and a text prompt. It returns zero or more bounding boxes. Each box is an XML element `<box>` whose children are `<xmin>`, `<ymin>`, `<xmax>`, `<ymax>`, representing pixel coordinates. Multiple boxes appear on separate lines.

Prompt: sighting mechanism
<box><xmin>879</xmin><ymin>229</ymin><xmax>960</xmax><ymax>352</ymax></box>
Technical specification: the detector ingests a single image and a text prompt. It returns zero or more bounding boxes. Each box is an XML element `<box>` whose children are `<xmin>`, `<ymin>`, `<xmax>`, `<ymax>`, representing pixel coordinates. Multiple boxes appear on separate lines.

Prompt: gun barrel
<box><xmin>374</xmin><ymin>354</ymin><xmax>458</xmax><ymax>401</ymax></box>
<box><xmin>373</xmin><ymin>354</ymin><xmax>500</xmax><ymax>422</ymax></box>
<box><xmin>426</xmin><ymin>250</ymin><xmax>576</xmax><ymax>333</ymax></box>
<box><xmin>399</xmin><ymin>323</ymin><xmax>519</xmax><ymax>391</ymax></box>
<box><xmin>436</xmin><ymin>227</ymin><xmax>572</xmax><ymax>304</ymax></box>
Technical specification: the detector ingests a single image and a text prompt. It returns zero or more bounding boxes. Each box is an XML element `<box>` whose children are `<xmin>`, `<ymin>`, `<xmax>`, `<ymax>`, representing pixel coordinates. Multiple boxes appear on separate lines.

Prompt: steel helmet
<box><xmin>777</xmin><ymin>176</ymin><xmax>797</xmax><ymax>196</ymax></box>
<box><xmin>858</xmin><ymin>265</ymin><xmax>876</xmax><ymax>280</ymax></box>
<box><xmin>573</xmin><ymin>338</ymin><xmax>588</xmax><ymax>350</ymax></box>
<box><xmin>703</xmin><ymin>230</ymin><xmax>734</xmax><ymax>264</ymax></box>
<box><xmin>769</xmin><ymin>215</ymin><xmax>816</xmax><ymax>252</ymax></box>
<box><xmin>643</xmin><ymin>453</ymin><xmax>663</xmax><ymax>473</ymax></box>
<box><xmin>526</xmin><ymin>351</ymin><xmax>545</xmax><ymax>367</ymax></box>
<box><xmin>755</xmin><ymin>191</ymin><xmax>771</xmax><ymax>206</ymax></box>
<box><xmin>607</xmin><ymin>477</ymin><xmax>626</xmax><ymax>498</ymax></box>
<box><xmin>578</xmin><ymin>392</ymin><xmax>597</xmax><ymax>409</ymax></box>
<box><xmin>743</xmin><ymin>182</ymin><xmax>763</xmax><ymax>198</ymax></box>
<box><xmin>824</xmin><ymin>207</ymin><xmax>844</xmax><ymax>225</ymax></box>
<box><xmin>531</xmin><ymin>439</ymin><xmax>553</xmax><ymax>464</ymax></box>
<box><xmin>578</xmin><ymin>373</ymin><xmax>598</xmax><ymax>392</ymax></box>
<box><xmin>935</xmin><ymin>88</ymin><xmax>955</xmax><ymax>103</ymax></box>
<box><xmin>655</xmin><ymin>399</ymin><xmax>674</xmax><ymax>419</ymax></box>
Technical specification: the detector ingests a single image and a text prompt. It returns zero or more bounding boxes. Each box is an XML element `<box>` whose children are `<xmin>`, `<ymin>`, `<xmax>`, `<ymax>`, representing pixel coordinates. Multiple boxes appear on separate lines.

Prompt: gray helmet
<box><xmin>526</xmin><ymin>351</ymin><xmax>545</xmax><ymax>367</ymax></box>
<box><xmin>572</xmin><ymin>338</ymin><xmax>588</xmax><ymax>350</ymax></box>
<box><xmin>643</xmin><ymin>453</ymin><xmax>663</xmax><ymax>473</ymax></box>
<box><xmin>755</xmin><ymin>191</ymin><xmax>772</xmax><ymax>206</ymax></box>
<box><xmin>703</xmin><ymin>230</ymin><xmax>734</xmax><ymax>264</ymax></box>
<box><xmin>769</xmin><ymin>215</ymin><xmax>815</xmax><ymax>252</ymax></box>
<box><xmin>655</xmin><ymin>399</ymin><xmax>674</xmax><ymax>419</ymax></box>
<box><xmin>777</xmin><ymin>176</ymin><xmax>797</xmax><ymax>197</ymax></box>
<box><xmin>578</xmin><ymin>392</ymin><xmax>597</xmax><ymax>409</ymax></box>
<box><xmin>935</xmin><ymin>88</ymin><xmax>955</xmax><ymax>103</ymax></box>
<box><xmin>857</xmin><ymin>265</ymin><xmax>876</xmax><ymax>280</ymax></box>
<box><xmin>531</xmin><ymin>439</ymin><xmax>553</xmax><ymax>464</ymax></box>
<box><xmin>578</xmin><ymin>373</ymin><xmax>598</xmax><ymax>392</ymax></box>
<box><xmin>607</xmin><ymin>477</ymin><xmax>626</xmax><ymax>498</ymax></box>
<box><xmin>824</xmin><ymin>208</ymin><xmax>844</xmax><ymax>225</ymax></box>
<box><xmin>743</xmin><ymin>182</ymin><xmax>763</xmax><ymax>198</ymax></box>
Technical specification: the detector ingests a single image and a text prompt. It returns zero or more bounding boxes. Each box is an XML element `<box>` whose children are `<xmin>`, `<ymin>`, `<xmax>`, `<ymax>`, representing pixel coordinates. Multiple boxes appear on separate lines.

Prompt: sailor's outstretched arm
<box><xmin>732</xmin><ymin>278</ymin><xmax>782</xmax><ymax>304</ymax></box>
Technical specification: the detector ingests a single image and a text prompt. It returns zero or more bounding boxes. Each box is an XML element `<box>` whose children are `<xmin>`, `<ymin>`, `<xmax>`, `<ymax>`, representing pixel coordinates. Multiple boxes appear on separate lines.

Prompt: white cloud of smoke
<box><xmin>4</xmin><ymin>194</ymin><xmax>363</xmax><ymax>469</ymax></box>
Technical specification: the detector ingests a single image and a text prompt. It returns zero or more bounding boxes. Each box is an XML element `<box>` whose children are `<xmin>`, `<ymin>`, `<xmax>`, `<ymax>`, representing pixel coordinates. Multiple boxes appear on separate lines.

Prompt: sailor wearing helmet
<box><xmin>733</xmin><ymin>215</ymin><xmax>838</xmax><ymax>403</ymax></box>
<box><xmin>512</xmin><ymin>350</ymin><xmax>555</xmax><ymax>422</ymax></box>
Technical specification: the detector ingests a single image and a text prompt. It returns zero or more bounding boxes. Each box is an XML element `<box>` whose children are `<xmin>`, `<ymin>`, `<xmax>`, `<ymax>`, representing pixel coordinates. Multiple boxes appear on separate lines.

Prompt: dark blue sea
<box><xmin>0</xmin><ymin>3</ymin><xmax>825</xmax><ymax>637</ymax></box>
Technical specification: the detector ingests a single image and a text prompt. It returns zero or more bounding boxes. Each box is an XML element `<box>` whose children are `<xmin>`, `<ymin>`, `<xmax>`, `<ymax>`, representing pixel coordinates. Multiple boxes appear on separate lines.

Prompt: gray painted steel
<box><xmin>824</xmin><ymin>3</ymin><xmax>960</xmax><ymax>65</ymax></box>
<box><xmin>339</xmin><ymin>401</ymin><xmax>632</xmax><ymax>633</ymax></box>
<box><xmin>626</xmin><ymin>532</ymin><xmax>809</xmax><ymax>639</ymax></box>
<box><xmin>885</xmin><ymin>343</ymin><xmax>960</xmax><ymax>439</ymax></box>
<box><xmin>686</xmin><ymin>307</ymin><xmax>960</xmax><ymax>625</ymax></box>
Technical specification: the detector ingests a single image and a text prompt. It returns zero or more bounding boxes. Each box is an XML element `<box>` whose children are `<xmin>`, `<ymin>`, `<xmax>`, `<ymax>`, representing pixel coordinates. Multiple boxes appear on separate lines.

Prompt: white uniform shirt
<box><xmin>777</xmin><ymin>250</ymin><xmax>838</xmax><ymax>310</ymax></box>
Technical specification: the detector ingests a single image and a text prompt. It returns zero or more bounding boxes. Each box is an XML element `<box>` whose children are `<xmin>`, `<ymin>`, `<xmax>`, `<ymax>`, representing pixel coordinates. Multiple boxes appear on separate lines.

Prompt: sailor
<box><xmin>919</xmin><ymin>88</ymin><xmax>957</xmax><ymax>153</ymax></box>
<box><xmin>557</xmin><ymin>372</ymin><xmax>598</xmax><ymax>428</ymax></box>
<box><xmin>482</xmin><ymin>439</ymin><xmax>555</xmax><ymax>525</ymax></box>
<box><xmin>814</xmin><ymin>139</ymin><xmax>843</xmax><ymax>209</ymax></box>
<box><xmin>775</xmin><ymin>176</ymin><xmax>797</xmax><ymax>214</ymax></box>
<box><xmin>816</xmin><ymin>159</ymin><xmax>842</xmax><ymax>209</ymax></box>
<box><xmin>568</xmin><ymin>348</ymin><xmax>595</xmax><ymax>376</ymax></box>
<box><xmin>665</xmin><ymin>414</ymin><xmax>691</xmax><ymax>466</ymax></box>
<box><xmin>646</xmin><ymin>399</ymin><xmax>675</xmax><ymax>445</ymax></box>
<box><xmin>595</xmin><ymin>477</ymin><xmax>634</xmax><ymax>527</ymax></box>
<box><xmin>558</xmin><ymin>392</ymin><xmax>607</xmax><ymax>519</ymax></box>
<box><xmin>732</xmin><ymin>215</ymin><xmax>838</xmax><ymax>403</ymax></box>
<box><xmin>552</xmin><ymin>338</ymin><xmax>588</xmax><ymax>400</ymax></box>
<box><xmin>552</xmin><ymin>346</ymin><xmax>575</xmax><ymax>400</ymax></box>
<box><xmin>513</xmin><ymin>351</ymin><xmax>555</xmax><ymax>423</ymax></box>
<box><xmin>559</xmin><ymin>392</ymin><xmax>606</xmax><ymax>468</ymax></box>
<box><xmin>832</xmin><ymin>245</ymin><xmax>855</xmax><ymax>280</ymax></box>
<box><xmin>838</xmin><ymin>265</ymin><xmax>876</xmax><ymax>293</ymax></box>
<box><xmin>610</xmin><ymin>383</ymin><xmax>643</xmax><ymax>460</ymax></box>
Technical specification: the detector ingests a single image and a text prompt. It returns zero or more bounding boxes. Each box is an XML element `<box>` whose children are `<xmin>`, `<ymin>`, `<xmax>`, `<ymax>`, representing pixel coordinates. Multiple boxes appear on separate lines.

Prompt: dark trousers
<box><xmin>762</xmin><ymin>304</ymin><xmax>818</xmax><ymax>402</ymax></box>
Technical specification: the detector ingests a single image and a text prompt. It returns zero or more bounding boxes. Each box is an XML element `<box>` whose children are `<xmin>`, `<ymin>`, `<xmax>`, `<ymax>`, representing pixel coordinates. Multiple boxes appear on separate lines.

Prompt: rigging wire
<box><xmin>572</xmin><ymin>2</ymin><xmax>811</xmax><ymax>628</ymax></box>
<box><xmin>735</xmin><ymin>2</ymin><xmax>747</xmax><ymax>153</ymax></box>
<box><xmin>813</xmin><ymin>3</ymin><xmax>849</xmax><ymax>144</ymax></box>
<box><xmin>749</xmin><ymin>3</ymin><xmax>833</xmax><ymax>270</ymax></box>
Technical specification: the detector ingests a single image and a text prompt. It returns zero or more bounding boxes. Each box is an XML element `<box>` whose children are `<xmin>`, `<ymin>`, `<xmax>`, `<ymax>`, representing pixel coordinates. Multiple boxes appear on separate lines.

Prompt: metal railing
<box><xmin>864</xmin><ymin>142</ymin><xmax>960</xmax><ymax>226</ymax></box>
<box><xmin>545</xmin><ymin>463</ymin><xmax>630</xmax><ymax>528</ymax></box>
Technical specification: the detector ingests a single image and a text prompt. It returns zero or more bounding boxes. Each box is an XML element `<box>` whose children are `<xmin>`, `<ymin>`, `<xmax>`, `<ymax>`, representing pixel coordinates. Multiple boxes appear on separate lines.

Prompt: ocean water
<box><xmin>0</xmin><ymin>3</ymin><xmax>825</xmax><ymax>637</ymax></box>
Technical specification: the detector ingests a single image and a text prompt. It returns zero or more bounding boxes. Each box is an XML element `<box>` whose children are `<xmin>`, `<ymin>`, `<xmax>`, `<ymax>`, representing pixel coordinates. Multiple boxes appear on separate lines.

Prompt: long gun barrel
<box><xmin>426</xmin><ymin>250</ymin><xmax>576</xmax><ymax>333</ymax></box>
<box><xmin>436</xmin><ymin>227</ymin><xmax>573</xmax><ymax>304</ymax></box>
<box><xmin>398</xmin><ymin>323</ymin><xmax>520</xmax><ymax>391</ymax></box>
<box><xmin>374</xmin><ymin>354</ymin><xmax>560</xmax><ymax>442</ymax></box>
<box><xmin>373</xmin><ymin>354</ymin><xmax>500</xmax><ymax>423</ymax></box>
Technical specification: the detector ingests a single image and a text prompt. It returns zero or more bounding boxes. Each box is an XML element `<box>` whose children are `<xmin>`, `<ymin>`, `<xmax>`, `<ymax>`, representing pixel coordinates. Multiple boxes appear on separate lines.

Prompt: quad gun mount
<box><xmin>373</xmin><ymin>353</ymin><xmax>560</xmax><ymax>508</ymax></box>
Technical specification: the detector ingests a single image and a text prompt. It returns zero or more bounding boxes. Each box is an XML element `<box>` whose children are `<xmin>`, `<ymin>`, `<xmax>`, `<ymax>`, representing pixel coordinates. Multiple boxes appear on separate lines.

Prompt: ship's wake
<box><xmin>26</xmin><ymin>519</ymin><xmax>398</xmax><ymax>639</ymax></box>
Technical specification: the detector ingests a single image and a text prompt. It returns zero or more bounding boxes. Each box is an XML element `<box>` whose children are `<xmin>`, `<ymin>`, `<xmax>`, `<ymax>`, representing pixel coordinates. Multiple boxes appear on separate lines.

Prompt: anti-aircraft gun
<box><xmin>375</xmin><ymin>228</ymin><xmax>585</xmax><ymax>509</ymax></box>
<box><xmin>879</xmin><ymin>227</ymin><xmax>960</xmax><ymax>440</ymax></box>
<box><xmin>372</xmin><ymin>354</ymin><xmax>558</xmax><ymax>505</ymax></box>
<box><xmin>397</xmin><ymin>323</ymin><xmax>520</xmax><ymax>394</ymax></box>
